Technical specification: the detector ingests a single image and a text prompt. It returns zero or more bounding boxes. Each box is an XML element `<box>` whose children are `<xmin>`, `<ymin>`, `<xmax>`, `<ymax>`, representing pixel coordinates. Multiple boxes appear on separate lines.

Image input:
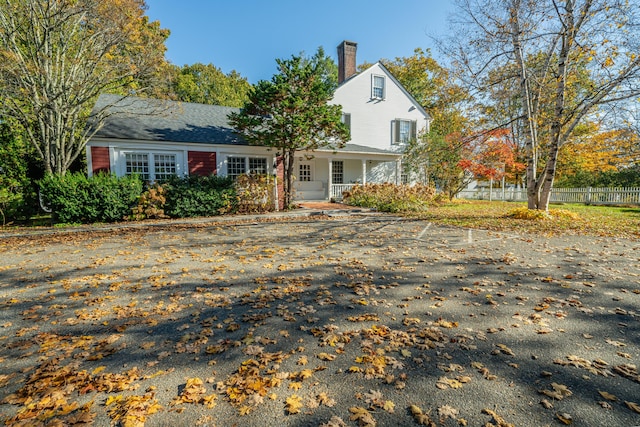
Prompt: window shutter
<box><xmin>393</xmin><ymin>119</ymin><xmax>400</xmax><ymax>143</ymax></box>
<box><xmin>410</xmin><ymin>120</ymin><xmax>417</xmax><ymax>140</ymax></box>
<box><xmin>343</xmin><ymin>113</ymin><xmax>351</xmax><ymax>131</ymax></box>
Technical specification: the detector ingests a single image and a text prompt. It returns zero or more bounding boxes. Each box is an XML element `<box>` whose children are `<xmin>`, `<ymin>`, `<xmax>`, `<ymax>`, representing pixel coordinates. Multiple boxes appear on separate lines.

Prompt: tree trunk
<box><xmin>284</xmin><ymin>149</ymin><xmax>296</xmax><ymax>209</ymax></box>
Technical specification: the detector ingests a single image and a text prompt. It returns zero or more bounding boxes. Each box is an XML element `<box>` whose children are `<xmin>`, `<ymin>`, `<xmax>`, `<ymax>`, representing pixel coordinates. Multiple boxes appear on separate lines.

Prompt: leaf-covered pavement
<box><xmin>0</xmin><ymin>215</ymin><xmax>639</xmax><ymax>426</ymax></box>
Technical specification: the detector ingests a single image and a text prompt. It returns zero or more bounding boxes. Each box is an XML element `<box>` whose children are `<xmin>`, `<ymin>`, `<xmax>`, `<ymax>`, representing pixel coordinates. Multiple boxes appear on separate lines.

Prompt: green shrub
<box><xmin>39</xmin><ymin>173</ymin><xmax>142</xmax><ymax>224</ymax></box>
<box><xmin>234</xmin><ymin>173</ymin><xmax>276</xmax><ymax>213</ymax></box>
<box><xmin>343</xmin><ymin>183</ymin><xmax>436</xmax><ymax>213</ymax></box>
<box><xmin>163</xmin><ymin>175</ymin><xmax>236</xmax><ymax>218</ymax></box>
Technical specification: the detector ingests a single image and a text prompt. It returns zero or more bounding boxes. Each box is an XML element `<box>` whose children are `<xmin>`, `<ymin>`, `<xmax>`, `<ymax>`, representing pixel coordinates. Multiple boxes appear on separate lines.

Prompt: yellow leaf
<box><xmin>92</xmin><ymin>366</ymin><xmax>107</xmax><ymax>375</ymax></box>
<box><xmin>598</xmin><ymin>391</ymin><xmax>617</xmax><ymax>401</ymax></box>
<box><xmin>286</xmin><ymin>394</ymin><xmax>303</xmax><ymax>414</ymax></box>
<box><xmin>383</xmin><ymin>400</ymin><xmax>395</xmax><ymax>413</ymax></box>
<box><xmin>289</xmin><ymin>381</ymin><xmax>302</xmax><ymax>390</ymax></box>
<box><xmin>625</xmin><ymin>401</ymin><xmax>640</xmax><ymax>414</ymax></box>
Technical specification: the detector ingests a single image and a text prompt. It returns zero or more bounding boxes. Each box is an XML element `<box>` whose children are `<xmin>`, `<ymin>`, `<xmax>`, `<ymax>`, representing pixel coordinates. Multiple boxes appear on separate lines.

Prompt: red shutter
<box><xmin>90</xmin><ymin>146</ymin><xmax>110</xmax><ymax>174</ymax></box>
<box><xmin>188</xmin><ymin>151</ymin><xmax>217</xmax><ymax>176</ymax></box>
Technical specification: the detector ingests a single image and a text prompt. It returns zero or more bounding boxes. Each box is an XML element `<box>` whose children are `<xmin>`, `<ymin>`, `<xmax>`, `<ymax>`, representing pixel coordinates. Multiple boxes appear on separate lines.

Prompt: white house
<box><xmin>85</xmin><ymin>41</ymin><xmax>431</xmax><ymax>205</ymax></box>
<box><xmin>294</xmin><ymin>40</ymin><xmax>431</xmax><ymax>200</ymax></box>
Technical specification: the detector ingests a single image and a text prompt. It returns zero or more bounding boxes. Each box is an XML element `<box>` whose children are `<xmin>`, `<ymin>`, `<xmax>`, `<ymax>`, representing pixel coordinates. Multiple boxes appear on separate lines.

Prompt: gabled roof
<box><xmin>90</xmin><ymin>94</ymin><xmax>245</xmax><ymax>145</ymax></box>
<box><xmin>335</xmin><ymin>61</ymin><xmax>431</xmax><ymax>121</ymax></box>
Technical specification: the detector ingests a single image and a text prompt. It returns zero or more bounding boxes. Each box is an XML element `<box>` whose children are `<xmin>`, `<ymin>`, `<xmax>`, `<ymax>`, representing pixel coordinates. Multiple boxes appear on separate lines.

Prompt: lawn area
<box><xmin>414</xmin><ymin>201</ymin><xmax>640</xmax><ymax>238</ymax></box>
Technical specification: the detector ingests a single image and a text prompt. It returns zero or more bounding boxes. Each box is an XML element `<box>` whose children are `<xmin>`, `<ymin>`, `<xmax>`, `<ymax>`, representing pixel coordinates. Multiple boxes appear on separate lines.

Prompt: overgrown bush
<box><xmin>130</xmin><ymin>183</ymin><xmax>168</xmax><ymax>220</ymax></box>
<box><xmin>343</xmin><ymin>183</ymin><xmax>436</xmax><ymax>213</ymax></box>
<box><xmin>39</xmin><ymin>173</ymin><xmax>142</xmax><ymax>224</ymax></box>
<box><xmin>163</xmin><ymin>175</ymin><xmax>236</xmax><ymax>218</ymax></box>
<box><xmin>235</xmin><ymin>173</ymin><xmax>276</xmax><ymax>213</ymax></box>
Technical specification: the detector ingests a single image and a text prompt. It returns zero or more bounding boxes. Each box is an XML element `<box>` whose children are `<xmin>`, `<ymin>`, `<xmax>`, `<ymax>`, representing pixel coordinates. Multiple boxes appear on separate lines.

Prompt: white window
<box><xmin>125</xmin><ymin>153</ymin><xmax>150</xmax><ymax>181</ymax></box>
<box><xmin>124</xmin><ymin>152</ymin><xmax>180</xmax><ymax>181</ymax></box>
<box><xmin>227</xmin><ymin>156</ymin><xmax>268</xmax><ymax>180</ymax></box>
<box><xmin>299</xmin><ymin>163</ymin><xmax>312</xmax><ymax>182</ymax></box>
<box><xmin>393</xmin><ymin>119</ymin><xmax>417</xmax><ymax>144</ymax></box>
<box><xmin>154</xmin><ymin>154</ymin><xmax>177</xmax><ymax>181</ymax></box>
<box><xmin>372</xmin><ymin>75</ymin><xmax>385</xmax><ymax>99</ymax></box>
<box><xmin>332</xmin><ymin>161</ymin><xmax>344</xmax><ymax>184</ymax></box>
<box><xmin>400</xmin><ymin>164</ymin><xmax>409</xmax><ymax>184</ymax></box>
<box><xmin>248</xmin><ymin>157</ymin><xmax>267</xmax><ymax>174</ymax></box>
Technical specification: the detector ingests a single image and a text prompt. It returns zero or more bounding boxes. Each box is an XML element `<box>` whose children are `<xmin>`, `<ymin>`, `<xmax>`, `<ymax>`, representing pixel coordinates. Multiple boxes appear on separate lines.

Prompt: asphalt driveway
<box><xmin>1</xmin><ymin>214</ymin><xmax>638</xmax><ymax>426</ymax></box>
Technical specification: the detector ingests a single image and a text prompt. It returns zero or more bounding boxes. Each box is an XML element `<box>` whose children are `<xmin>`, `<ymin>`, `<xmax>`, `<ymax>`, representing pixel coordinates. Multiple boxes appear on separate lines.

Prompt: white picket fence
<box><xmin>457</xmin><ymin>187</ymin><xmax>640</xmax><ymax>206</ymax></box>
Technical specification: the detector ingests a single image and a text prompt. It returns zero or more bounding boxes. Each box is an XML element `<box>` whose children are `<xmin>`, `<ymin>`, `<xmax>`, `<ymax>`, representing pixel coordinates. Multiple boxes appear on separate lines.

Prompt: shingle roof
<box><xmin>90</xmin><ymin>94</ymin><xmax>246</xmax><ymax>145</ymax></box>
<box><xmin>89</xmin><ymin>95</ymin><xmax>400</xmax><ymax>157</ymax></box>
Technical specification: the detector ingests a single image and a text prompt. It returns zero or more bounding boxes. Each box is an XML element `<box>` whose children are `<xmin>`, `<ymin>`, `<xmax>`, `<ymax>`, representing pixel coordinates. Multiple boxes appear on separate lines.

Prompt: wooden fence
<box><xmin>457</xmin><ymin>187</ymin><xmax>640</xmax><ymax>206</ymax></box>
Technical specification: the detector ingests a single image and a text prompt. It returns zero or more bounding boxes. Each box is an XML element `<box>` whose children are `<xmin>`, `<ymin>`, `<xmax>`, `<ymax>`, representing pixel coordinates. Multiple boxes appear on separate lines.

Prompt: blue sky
<box><xmin>146</xmin><ymin>0</ymin><xmax>455</xmax><ymax>83</ymax></box>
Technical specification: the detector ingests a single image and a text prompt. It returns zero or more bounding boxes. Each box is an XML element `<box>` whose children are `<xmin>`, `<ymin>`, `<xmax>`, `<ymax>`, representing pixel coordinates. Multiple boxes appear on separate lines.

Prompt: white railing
<box><xmin>457</xmin><ymin>187</ymin><xmax>640</xmax><ymax>205</ymax></box>
<box><xmin>330</xmin><ymin>183</ymin><xmax>359</xmax><ymax>200</ymax></box>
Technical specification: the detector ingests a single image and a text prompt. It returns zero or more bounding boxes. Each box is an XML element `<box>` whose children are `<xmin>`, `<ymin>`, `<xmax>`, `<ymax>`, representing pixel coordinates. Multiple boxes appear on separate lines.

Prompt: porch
<box><xmin>293</xmin><ymin>155</ymin><xmax>402</xmax><ymax>202</ymax></box>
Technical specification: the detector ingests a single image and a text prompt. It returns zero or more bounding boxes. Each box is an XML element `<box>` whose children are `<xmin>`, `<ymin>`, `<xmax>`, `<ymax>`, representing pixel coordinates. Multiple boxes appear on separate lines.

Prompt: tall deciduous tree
<box><xmin>0</xmin><ymin>0</ymin><xmax>169</xmax><ymax>175</ymax></box>
<box><xmin>171</xmin><ymin>63</ymin><xmax>251</xmax><ymax>107</ymax></box>
<box><xmin>228</xmin><ymin>49</ymin><xmax>349</xmax><ymax>208</ymax></box>
<box><xmin>449</xmin><ymin>0</ymin><xmax>640</xmax><ymax>210</ymax></box>
<box><xmin>380</xmin><ymin>49</ymin><xmax>472</xmax><ymax>190</ymax></box>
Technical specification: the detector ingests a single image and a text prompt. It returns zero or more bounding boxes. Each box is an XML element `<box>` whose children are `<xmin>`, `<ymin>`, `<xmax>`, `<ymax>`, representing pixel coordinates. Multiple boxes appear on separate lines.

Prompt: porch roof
<box><xmin>315</xmin><ymin>143</ymin><xmax>402</xmax><ymax>157</ymax></box>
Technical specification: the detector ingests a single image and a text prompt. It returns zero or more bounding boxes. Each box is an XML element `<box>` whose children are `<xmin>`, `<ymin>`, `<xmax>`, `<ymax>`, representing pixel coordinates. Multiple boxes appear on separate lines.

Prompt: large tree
<box><xmin>228</xmin><ymin>48</ymin><xmax>349</xmax><ymax>208</ymax></box>
<box><xmin>449</xmin><ymin>0</ymin><xmax>640</xmax><ymax>210</ymax></box>
<box><xmin>378</xmin><ymin>49</ymin><xmax>472</xmax><ymax>189</ymax></box>
<box><xmin>0</xmin><ymin>0</ymin><xmax>169</xmax><ymax>175</ymax></box>
<box><xmin>171</xmin><ymin>63</ymin><xmax>251</xmax><ymax>107</ymax></box>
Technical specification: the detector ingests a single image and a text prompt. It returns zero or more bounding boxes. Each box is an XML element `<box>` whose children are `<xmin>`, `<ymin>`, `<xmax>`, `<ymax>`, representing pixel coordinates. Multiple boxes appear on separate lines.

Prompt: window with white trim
<box><xmin>154</xmin><ymin>154</ymin><xmax>177</xmax><ymax>180</ymax></box>
<box><xmin>227</xmin><ymin>156</ymin><xmax>268</xmax><ymax>180</ymax></box>
<box><xmin>400</xmin><ymin>164</ymin><xmax>409</xmax><ymax>184</ymax></box>
<box><xmin>122</xmin><ymin>151</ymin><xmax>181</xmax><ymax>182</ymax></box>
<box><xmin>248</xmin><ymin>157</ymin><xmax>267</xmax><ymax>174</ymax></box>
<box><xmin>299</xmin><ymin>163</ymin><xmax>312</xmax><ymax>182</ymax></box>
<box><xmin>372</xmin><ymin>75</ymin><xmax>385</xmax><ymax>99</ymax></box>
<box><xmin>393</xmin><ymin>119</ymin><xmax>417</xmax><ymax>144</ymax></box>
<box><xmin>125</xmin><ymin>153</ymin><xmax>150</xmax><ymax>181</ymax></box>
<box><xmin>332</xmin><ymin>161</ymin><xmax>344</xmax><ymax>184</ymax></box>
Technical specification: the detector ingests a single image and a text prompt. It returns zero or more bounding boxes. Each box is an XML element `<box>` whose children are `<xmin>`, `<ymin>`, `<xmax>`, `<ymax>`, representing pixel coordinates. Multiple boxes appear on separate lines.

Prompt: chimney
<box><xmin>337</xmin><ymin>40</ymin><xmax>357</xmax><ymax>84</ymax></box>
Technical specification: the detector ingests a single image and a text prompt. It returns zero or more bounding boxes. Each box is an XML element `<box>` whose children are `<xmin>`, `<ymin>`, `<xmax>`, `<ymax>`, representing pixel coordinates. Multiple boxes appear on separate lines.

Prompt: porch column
<box><xmin>361</xmin><ymin>159</ymin><xmax>367</xmax><ymax>185</ymax></box>
<box><xmin>328</xmin><ymin>158</ymin><xmax>333</xmax><ymax>200</ymax></box>
<box><xmin>395</xmin><ymin>159</ymin><xmax>402</xmax><ymax>184</ymax></box>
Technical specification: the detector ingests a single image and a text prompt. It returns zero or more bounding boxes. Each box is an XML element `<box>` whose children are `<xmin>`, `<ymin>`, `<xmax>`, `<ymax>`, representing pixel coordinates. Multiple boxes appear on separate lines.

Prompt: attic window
<box><xmin>372</xmin><ymin>75</ymin><xmax>385</xmax><ymax>99</ymax></box>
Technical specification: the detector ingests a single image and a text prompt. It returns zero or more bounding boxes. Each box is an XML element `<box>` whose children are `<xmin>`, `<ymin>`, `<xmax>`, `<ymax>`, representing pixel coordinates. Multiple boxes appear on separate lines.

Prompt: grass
<box><xmin>410</xmin><ymin>200</ymin><xmax>640</xmax><ymax>237</ymax></box>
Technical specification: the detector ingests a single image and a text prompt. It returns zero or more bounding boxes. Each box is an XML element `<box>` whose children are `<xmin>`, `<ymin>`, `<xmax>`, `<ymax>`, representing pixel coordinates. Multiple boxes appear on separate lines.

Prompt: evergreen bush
<box><xmin>163</xmin><ymin>175</ymin><xmax>236</xmax><ymax>218</ymax></box>
<box><xmin>39</xmin><ymin>173</ymin><xmax>142</xmax><ymax>224</ymax></box>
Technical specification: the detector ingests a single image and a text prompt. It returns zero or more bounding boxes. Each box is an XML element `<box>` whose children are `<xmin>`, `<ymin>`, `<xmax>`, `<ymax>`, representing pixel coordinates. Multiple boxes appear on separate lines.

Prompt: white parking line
<box><xmin>416</xmin><ymin>223</ymin><xmax>432</xmax><ymax>240</ymax></box>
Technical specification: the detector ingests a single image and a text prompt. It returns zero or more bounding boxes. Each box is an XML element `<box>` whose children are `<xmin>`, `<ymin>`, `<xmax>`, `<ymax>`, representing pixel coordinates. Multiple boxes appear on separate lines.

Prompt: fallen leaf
<box><xmin>285</xmin><ymin>394</ymin><xmax>303</xmax><ymax>414</ymax></box>
<box><xmin>625</xmin><ymin>401</ymin><xmax>640</xmax><ymax>414</ymax></box>
<box><xmin>598</xmin><ymin>391</ymin><xmax>617</xmax><ymax>401</ymax></box>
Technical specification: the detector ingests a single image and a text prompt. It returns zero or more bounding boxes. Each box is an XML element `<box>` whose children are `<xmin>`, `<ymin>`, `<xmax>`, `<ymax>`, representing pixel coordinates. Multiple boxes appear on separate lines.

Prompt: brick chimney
<box><xmin>337</xmin><ymin>40</ymin><xmax>357</xmax><ymax>84</ymax></box>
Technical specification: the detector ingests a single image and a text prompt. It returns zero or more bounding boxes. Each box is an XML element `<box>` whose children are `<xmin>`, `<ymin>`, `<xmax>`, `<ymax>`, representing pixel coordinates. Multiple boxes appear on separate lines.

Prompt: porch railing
<box><xmin>330</xmin><ymin>183</ymin><xmax>359</xmax><ymax>200</ymax></box>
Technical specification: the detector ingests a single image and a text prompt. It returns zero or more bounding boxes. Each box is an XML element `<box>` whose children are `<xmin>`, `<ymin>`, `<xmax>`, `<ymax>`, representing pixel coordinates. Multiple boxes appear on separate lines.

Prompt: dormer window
<box><xmin>372</xmin><ymin>75</ymin><xmax>385</xmax><ymax>99</ymax></box>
